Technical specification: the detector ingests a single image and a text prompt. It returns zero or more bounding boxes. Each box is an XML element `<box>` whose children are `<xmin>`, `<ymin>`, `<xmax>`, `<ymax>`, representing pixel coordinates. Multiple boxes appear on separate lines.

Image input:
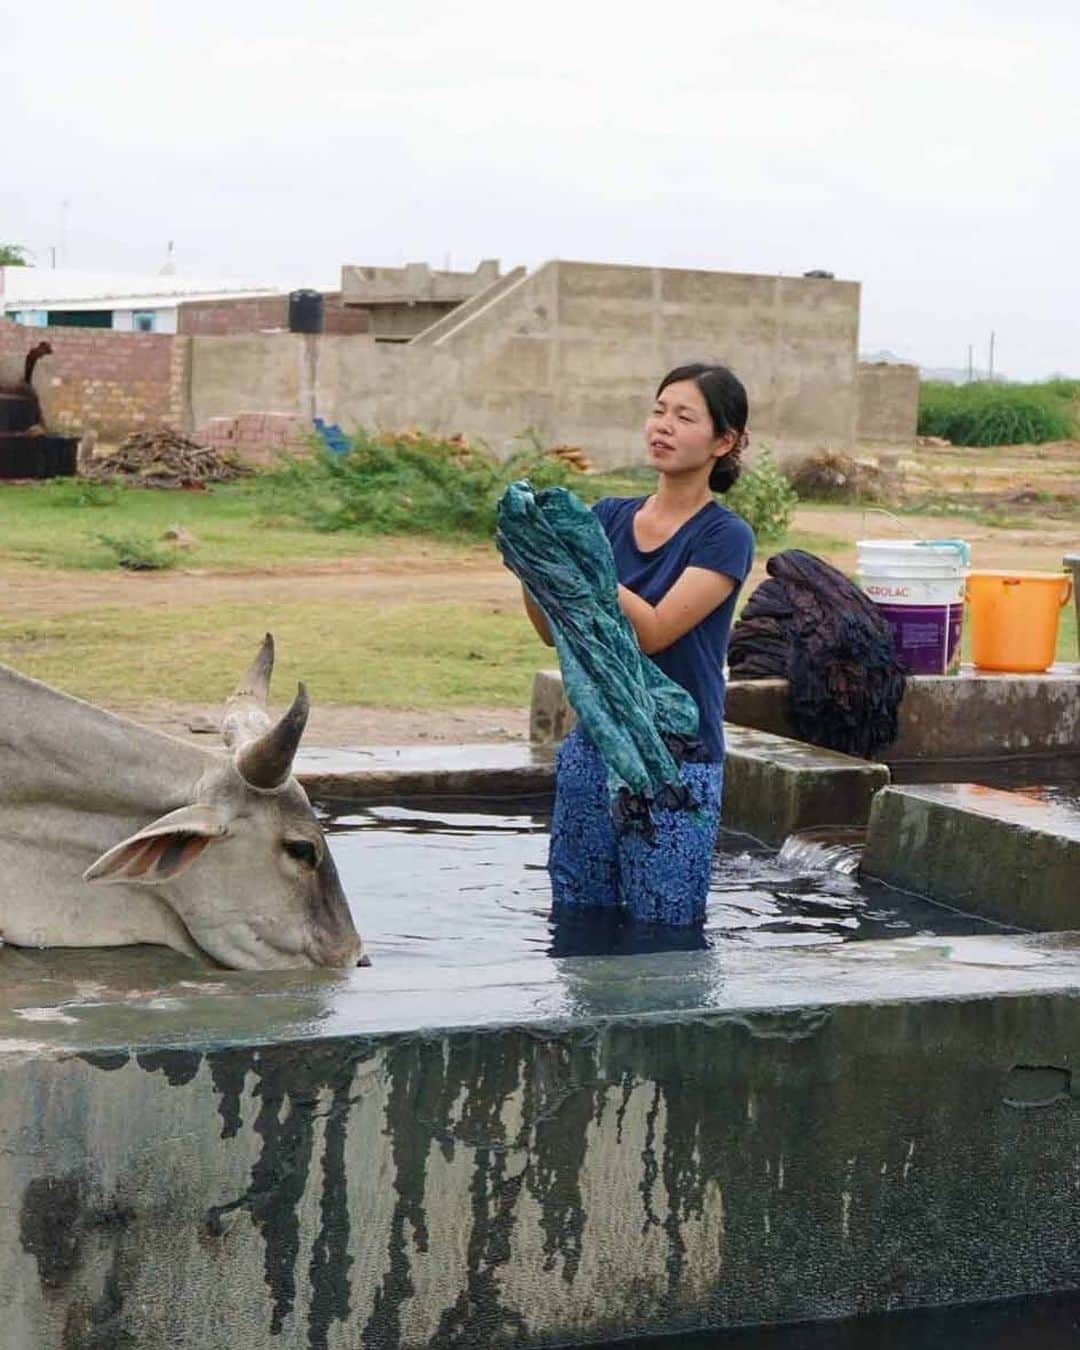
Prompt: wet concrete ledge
<box><xmin>531</xmin><ymin>665</ymin><xmax>1080</xmax><ymax>764</ymax></box>
<box><xmin>296</xmin><ymin>735</ymin><xmax>889</xmax><ymax>847</ymax></box>
<box><xmin>3</xmin><ymin>934</ymin><xmax>1080</xmax><ymax>1348</ymax></box>
<box><xmin>297</xmin><ymin>742</ymin><xmax>558</xmax><ymax>802</ymax></box>
<box><xmin>863</xmin><ymin>783</ymin><xmax>1080</xmax><ymax>930</ymax></box>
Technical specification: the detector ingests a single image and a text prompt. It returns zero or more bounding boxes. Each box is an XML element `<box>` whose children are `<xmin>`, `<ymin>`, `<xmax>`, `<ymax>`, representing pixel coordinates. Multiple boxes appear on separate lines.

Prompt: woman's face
<box><xmin>645</xmin><ymin>380</ymin><xmax>730</xmax><ymax>478</ymax></box>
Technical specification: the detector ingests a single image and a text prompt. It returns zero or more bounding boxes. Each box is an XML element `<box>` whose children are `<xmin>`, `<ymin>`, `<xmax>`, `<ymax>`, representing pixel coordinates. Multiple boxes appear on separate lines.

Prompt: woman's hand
<box><xmin>522</xmin><ymin>586</ymin><xmax>555</xmax><ymax>646</ymax></box>
<box><xmin>618</xmin><ymin>568</ymin><xmax>736</xmax><ymax>655</ymax></box>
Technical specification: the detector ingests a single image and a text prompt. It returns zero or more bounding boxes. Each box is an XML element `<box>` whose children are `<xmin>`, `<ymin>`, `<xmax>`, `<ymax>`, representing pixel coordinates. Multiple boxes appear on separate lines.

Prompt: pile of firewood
<box><xmin>82</xmin><ymin>428</ymin><xmax>253</xmax><ymax>488</ymax></box>
<box><xmin>377</xmin><ymin>428</ymin><xmax>593</xmax><ymax>473</ymax></box>
<box><xmin>545</xmin><ymin>443</ymin><xmax>592</xmax><ymax>472</ymax></box>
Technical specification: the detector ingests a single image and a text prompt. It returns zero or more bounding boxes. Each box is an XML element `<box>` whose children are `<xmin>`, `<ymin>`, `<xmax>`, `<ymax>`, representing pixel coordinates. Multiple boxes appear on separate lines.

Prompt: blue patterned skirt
<box><xmin>549</xmin><ymin>725</ymin><xmax>723</xmax><ymax>926</ymax></box>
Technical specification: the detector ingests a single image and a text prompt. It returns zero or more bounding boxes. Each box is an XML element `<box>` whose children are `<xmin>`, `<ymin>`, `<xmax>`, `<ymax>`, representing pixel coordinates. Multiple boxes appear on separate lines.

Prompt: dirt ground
<box><xmin>14</xmin><ymin>494</ymin><xmax>1076</xmax><ymax>748</ymax></box>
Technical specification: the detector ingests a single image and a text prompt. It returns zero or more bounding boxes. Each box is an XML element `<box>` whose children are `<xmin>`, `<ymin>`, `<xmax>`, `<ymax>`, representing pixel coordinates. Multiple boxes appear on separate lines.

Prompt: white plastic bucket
<box><xmin>856</xmin><ymin>539</ymin><xmax>969</xmax><ymax>576</ymax></box>
<box><xmin>857</xmin><ymin>538</ymin><xmax>969</xmax><ymax>676</ymax></box>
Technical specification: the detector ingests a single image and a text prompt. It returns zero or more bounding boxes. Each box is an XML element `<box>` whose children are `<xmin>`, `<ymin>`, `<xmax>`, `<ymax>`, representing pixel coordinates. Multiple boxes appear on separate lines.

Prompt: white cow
<box><xmin>0</xmin><ymin>636</ymin><xmax>365</xmax><ymax>970</ymax></box>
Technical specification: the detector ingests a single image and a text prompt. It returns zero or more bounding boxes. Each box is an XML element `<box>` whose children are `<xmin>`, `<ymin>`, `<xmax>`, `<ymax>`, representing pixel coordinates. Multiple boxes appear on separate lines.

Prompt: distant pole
<box><xmin>967</xmin><ymin>345</ymin><xmax>974</xmax><ymax>382</ymax></box>
<box><xmin>988</xmin><ymin>331</ymin><xmax>996</xmax><ymax>382</ymax></box>
<box><xmin>50</xmin><ymin>245</ymin><xmax>56</xmax><ymax>269</ymax></box>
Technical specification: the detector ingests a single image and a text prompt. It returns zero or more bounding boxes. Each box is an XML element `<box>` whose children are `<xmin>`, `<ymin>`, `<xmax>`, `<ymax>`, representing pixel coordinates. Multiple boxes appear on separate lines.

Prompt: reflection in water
<box><xmin>318</xmin><ymin>797</ymin><xmax>1017</xmax><ymax>970</ymax></box>
<box><xmin>548</xmin><ymin>907</ymin><xmax>708</xmax><ymax>959</ymax></box>
<box><xmin>1009</xmin><ymin>782</ymin><xmax>1080</xmax><ymax>812</ymax></box>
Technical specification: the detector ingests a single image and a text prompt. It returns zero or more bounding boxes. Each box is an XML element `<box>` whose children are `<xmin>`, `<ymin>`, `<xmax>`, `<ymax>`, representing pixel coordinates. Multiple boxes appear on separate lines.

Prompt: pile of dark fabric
<box><xmin>728</xmin><ymin>549</ymin><xmax>906</xmax><ymax>758</ymax></box>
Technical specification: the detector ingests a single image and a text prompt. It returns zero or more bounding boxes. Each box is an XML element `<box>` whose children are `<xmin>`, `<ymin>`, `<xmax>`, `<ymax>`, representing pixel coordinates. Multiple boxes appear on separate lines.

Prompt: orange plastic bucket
<box><xmin>966</xmin><ymin>570</ymin><xmax>1073</xmax><ymax>673</ymax></box>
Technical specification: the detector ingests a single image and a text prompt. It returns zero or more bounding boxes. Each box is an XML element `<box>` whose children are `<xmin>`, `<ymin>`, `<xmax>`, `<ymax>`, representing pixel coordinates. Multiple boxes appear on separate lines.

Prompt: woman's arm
<box><xmin>618</xmin><ymin>567</ymin><xmax>736</xmax><ymax>655</ymax></box>
<box><xmin>521</xmin><ymin>586</ymin><xmax>555</xmax><ymax>646</ymax></box>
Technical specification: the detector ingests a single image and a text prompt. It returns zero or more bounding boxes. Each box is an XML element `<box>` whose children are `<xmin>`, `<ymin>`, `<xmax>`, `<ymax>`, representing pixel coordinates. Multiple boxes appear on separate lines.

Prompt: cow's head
<box><xmin>82</xmin><ymin>636</ymin><xmax>365</xmax><ymax>971</ymax></box>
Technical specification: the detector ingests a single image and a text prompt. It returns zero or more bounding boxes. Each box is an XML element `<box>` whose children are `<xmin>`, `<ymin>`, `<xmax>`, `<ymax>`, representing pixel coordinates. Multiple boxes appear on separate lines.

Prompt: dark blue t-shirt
<box><xmin>593</xmin><ymin>496</ymin><xmax>755</xmax><ymax>761</ymax></box>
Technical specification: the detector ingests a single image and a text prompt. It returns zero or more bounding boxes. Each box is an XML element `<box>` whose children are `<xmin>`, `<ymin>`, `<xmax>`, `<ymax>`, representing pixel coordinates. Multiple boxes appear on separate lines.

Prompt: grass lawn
<box><xmin>0</xmin><ymin>478</ymin><xmax>1075</xmax><ymax>708</ymax></box>
<box><xmin>0</xmin><ymin>471</ymin><xmax>657</xmax><ymax>572</ymax></box>
<box><xmin>0</xmin><ymin>599</ymin><xmax>544</xmax><ymax>707</ymax></box>
<box><xmin>0</xmin><ymin>480</ymin><xmax>420</xmax><ymax>571</ymax></box>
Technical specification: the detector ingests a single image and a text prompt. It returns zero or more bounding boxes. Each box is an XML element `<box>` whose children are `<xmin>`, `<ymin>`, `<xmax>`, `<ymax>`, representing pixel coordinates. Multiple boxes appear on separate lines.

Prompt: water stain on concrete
<box><xmin>19</xmin><ymin>1169</ymin><xmax>135</xmax><ymax>1350</ymax></box>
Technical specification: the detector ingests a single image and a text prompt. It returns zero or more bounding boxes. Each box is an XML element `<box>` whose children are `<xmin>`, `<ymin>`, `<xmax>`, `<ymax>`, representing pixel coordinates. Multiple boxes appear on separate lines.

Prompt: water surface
<box><xmin>319</xmin><ymin>796</ymin><xmax>1016</xmax><ymax>970</ymax></box>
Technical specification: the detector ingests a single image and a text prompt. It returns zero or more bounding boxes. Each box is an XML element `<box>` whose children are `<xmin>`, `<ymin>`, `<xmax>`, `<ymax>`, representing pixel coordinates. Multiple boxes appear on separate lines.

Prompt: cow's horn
<box><xmin>222</xmin><ymin>634</ymin><xmax>275</xmax><ymax>750</ymax></box>
<box><xmin>237</xmin><ymin>633</ymin><xmax>275</xmax><ymax>703</ymax></box>
<box><xmin>235</xmin><ymin>683</ymin><xmax>310</xmax><ymax>790</ymax></box>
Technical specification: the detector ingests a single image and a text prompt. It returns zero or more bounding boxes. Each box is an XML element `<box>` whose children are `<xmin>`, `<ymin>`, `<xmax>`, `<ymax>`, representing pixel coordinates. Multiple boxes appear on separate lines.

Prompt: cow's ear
<box><xmin>84</xmin><ymin>805</ymin><xmax>230</xmax><ymax>886</ymax></box>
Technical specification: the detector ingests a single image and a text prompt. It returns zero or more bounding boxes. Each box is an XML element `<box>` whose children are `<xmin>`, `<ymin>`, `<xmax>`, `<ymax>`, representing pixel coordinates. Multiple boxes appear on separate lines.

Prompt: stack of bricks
<box><xmin>199</xmin><ymin>412</ymin><xmax>309</xmax><ymax>465</ymax></box>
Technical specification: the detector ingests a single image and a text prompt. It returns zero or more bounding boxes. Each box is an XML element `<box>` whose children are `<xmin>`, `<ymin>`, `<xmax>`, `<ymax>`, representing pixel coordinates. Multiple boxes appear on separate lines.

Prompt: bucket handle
<box><xmin>964</xmin><ymin>577</ymin><xmax>1074</xmax><ymax>605</ymax></box>
<box><xmin>861</xmin><ymin>507</ymin><xmax>927</xmax><ymax>541</ymax></box>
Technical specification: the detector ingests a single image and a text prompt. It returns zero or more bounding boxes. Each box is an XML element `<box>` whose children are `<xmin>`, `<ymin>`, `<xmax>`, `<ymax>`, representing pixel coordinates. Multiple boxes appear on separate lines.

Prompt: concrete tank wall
<box><xmin>5</xmin><ymin>948</ymin><xmax>1080</xmax><ymax>1349</ymax></box>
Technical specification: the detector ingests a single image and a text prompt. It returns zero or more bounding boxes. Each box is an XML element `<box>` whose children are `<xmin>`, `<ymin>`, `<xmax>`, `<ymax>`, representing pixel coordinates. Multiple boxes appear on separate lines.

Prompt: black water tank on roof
<box><xmin>288</xmin><ymin>289</ymin><xmax>325</xmax><ymax>334</ymax></box>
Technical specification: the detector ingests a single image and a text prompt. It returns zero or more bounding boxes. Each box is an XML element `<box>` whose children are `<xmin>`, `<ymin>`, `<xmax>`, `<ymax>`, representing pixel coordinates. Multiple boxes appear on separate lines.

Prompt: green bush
<box><xmin>918</xmin><ymin>381</ymin><xmax>1077</xmax><ymax>446</ymax></box>
<box><xmin>1039</xmin><ymin>378</ymin><xmax>1080</xmax><ymax>401</ymax></box>
<box><xmin>257</xmin><ymin>427</ymin><xmax>583</xmax><ymax>538</ymax></box>
<box><xmin>43</xmin><ymin>478</ymin><xmax>120</xmax><ymax>508</ymax></box>
<box><xmin>258</xmin><ymin>428</ymin><xmax>803</xmax><ymax>544</ymax></box>
<box><xmin>725</xmin><ymin>445</ymin><xmax>798</xmax><ymax>542</ymax></box>
<box><xmin>94</xmin><ymin>531</ymin><xmax>176</xmax><ymax>571</ymax></box>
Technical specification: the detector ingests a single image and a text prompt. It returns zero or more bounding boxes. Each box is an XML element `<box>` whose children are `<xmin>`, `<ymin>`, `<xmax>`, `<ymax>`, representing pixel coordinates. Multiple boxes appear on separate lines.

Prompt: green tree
<box><xmin>0</xmin><ymin>244</ymin><xmax>32</xmax><ymax>266</ymax></box>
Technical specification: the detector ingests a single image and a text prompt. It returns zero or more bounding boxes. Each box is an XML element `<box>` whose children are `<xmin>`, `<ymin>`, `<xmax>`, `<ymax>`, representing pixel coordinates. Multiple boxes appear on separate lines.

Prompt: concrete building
<box><xmin>0</xmin><ymin>259</ymin><xmax>920</xmax><ymax>454</ymax></box>
<box><xmin>184</xmin><ymin>259</ymin><xmax>918</xmax><ymax>462</ymax></box>
<box><xmin>340</xmin><ymin>259</ymin><xmax>502</xmax><ymax>342</ymax></box>
<box><xmin>0</xmin><ymin>268</ymin><xmax>310</xmax><ymax>335</ymax></box>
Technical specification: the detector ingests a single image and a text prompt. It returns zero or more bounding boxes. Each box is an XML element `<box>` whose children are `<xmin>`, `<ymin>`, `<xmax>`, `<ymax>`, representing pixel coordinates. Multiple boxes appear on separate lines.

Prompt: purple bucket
<box><xmin>860</xmin><ymin>575</ymin><xmax>966</xmax><ymax>676</ymax></box>
<box><xmin>872</xmin><ymin>599</ymin><xmax>964</xmax><ymax>676</ymax></box>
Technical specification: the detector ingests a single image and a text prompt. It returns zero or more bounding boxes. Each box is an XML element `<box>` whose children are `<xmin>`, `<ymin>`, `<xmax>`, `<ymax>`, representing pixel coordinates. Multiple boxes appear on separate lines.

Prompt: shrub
<box><xmin>43</xmin><ymin>478</ymin><xmax>120</xmax><ymax>508</ymax></box>
<box><xmin>786</xmin><ymin>449</ymin><xmax>889</xmax><ymax>504</ymax></box>
<box><xmin>725</xmin><ymin>445</ymin><xmax>798</xmax><ymax>542</ymax></box>
<box><xmin>257</xmin><ymin>427</ymin><xmax>582</xmax><ymax>538</ymax></box>
<box><xmin>1039</xmin><ymin>378</ymin><xmax>1080</xmax><ymax>402</ymax></box>
<box><xmin>918</xmin><ymin>381</ymin><xmax>1076</xmax><ymax>446</ymax></box>
<box><xmin>95</xmin><ymin>531</ymin><xmax>176</xmax><ymax>571</ymax></box>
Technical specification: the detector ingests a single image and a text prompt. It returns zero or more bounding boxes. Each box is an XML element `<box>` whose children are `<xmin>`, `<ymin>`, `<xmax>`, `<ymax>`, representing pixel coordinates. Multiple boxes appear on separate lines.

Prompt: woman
<box><xmin>523</xmin><ymin>363</ymin><xmax>755</xmax><ymax>927</ymax></box>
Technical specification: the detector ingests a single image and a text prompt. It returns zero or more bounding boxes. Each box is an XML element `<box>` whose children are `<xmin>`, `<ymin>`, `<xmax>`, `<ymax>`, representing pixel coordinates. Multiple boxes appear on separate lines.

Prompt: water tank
<box><xmin>288</xmin><ymin>289</ymin><xmax>325</xmax><ymax>334</ymax></box>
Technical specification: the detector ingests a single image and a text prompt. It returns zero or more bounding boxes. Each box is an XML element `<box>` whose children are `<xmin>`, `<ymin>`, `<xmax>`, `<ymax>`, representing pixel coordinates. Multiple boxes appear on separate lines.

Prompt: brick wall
<box><xmin>0</xmin><ymin>321</ymin><xmax>175</xmax><ymax>440</ymax></box>
<box><xmin>177</xmin><ymin>293</ymin><xmax>368</xmax><ymax>337</ymax></box>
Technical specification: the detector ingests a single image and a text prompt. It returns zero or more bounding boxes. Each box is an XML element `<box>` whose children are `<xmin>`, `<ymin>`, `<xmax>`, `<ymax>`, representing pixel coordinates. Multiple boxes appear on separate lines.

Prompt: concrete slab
<box><xmin>4</xmin><ymin>934</ymin><xmax>1080</xmax><ymax>1348</ymax></box>
<box><xmin>887</xmin><ymin>664</ymin><xmax>1080</xmax><ymax>762</ymax></box>
<box><xmin>296</xmin><ymin>743</ymin><xmax>556</xmax><ymax>801</ymax></box>
<box><xmin>722</xmin><ymin>725</ymin><xmax>889</xmax><ymax>843</ymax></box>
<box><xmin>534</xmin><ymin>667</ymin><xmax>1080</xmax><ymax>765</ymax></box>
<box><xmin>862</xmin><ymin>783</ymin><xmax>1080</xmax><ymax>929</ymax></box>
<box><xmin>297</xmin><ymin>734</ymin><xmax>888</xmax><ymax>846</ymax></box>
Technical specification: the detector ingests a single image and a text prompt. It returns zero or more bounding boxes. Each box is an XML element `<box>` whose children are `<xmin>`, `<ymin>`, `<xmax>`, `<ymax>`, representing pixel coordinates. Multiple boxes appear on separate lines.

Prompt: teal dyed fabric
<box><xmin>496</xmin><ymin>480</ymin><xmax>702</xmax><ymax>831</ymax></box>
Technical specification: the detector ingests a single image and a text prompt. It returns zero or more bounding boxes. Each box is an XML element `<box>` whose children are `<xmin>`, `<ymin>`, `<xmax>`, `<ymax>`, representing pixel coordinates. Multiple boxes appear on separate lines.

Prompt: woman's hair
<box><xmin>656</xmin><ymin>362</ymin><xmax>749</xmax><ymax>493</ymax></box>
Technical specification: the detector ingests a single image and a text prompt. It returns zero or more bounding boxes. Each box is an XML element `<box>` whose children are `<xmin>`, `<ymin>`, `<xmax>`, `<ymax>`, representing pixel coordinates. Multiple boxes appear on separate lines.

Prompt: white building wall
<box><xmin>111</xmin><ymin>307</ymin><xmax>178</xmax><ymax>334</ymax></box>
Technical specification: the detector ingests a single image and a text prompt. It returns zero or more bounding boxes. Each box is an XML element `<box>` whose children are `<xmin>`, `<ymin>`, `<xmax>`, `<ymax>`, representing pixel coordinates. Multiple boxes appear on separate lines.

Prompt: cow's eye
<box><xmin>284</xmin><ymin>839</ymin><xmax>318</xmax><ymax>868</ymax></box>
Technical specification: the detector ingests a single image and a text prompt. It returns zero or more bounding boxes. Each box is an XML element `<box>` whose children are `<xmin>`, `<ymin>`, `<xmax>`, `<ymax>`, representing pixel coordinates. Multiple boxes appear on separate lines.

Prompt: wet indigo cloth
<box><xmin>495</xmin><ymin>481</ymin><xmax>702</xmax><ymax>833</ymax></box>
<box><xmin>728</xmin><ymin>548</ymin><xmax>907</xmax><ymax>758</ymax></box>
<box><xmin>550</xmin><ymin>725</ymin><xmax>722</xmax><ymax>925</ymax></box>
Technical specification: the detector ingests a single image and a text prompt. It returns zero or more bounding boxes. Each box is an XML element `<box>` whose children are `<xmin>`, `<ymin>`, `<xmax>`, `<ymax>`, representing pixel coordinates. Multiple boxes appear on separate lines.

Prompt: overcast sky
<box><xmin>3</xmin><ymin>0</ymin><xmax>1078</xmax><ymax>378</ymax></box>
